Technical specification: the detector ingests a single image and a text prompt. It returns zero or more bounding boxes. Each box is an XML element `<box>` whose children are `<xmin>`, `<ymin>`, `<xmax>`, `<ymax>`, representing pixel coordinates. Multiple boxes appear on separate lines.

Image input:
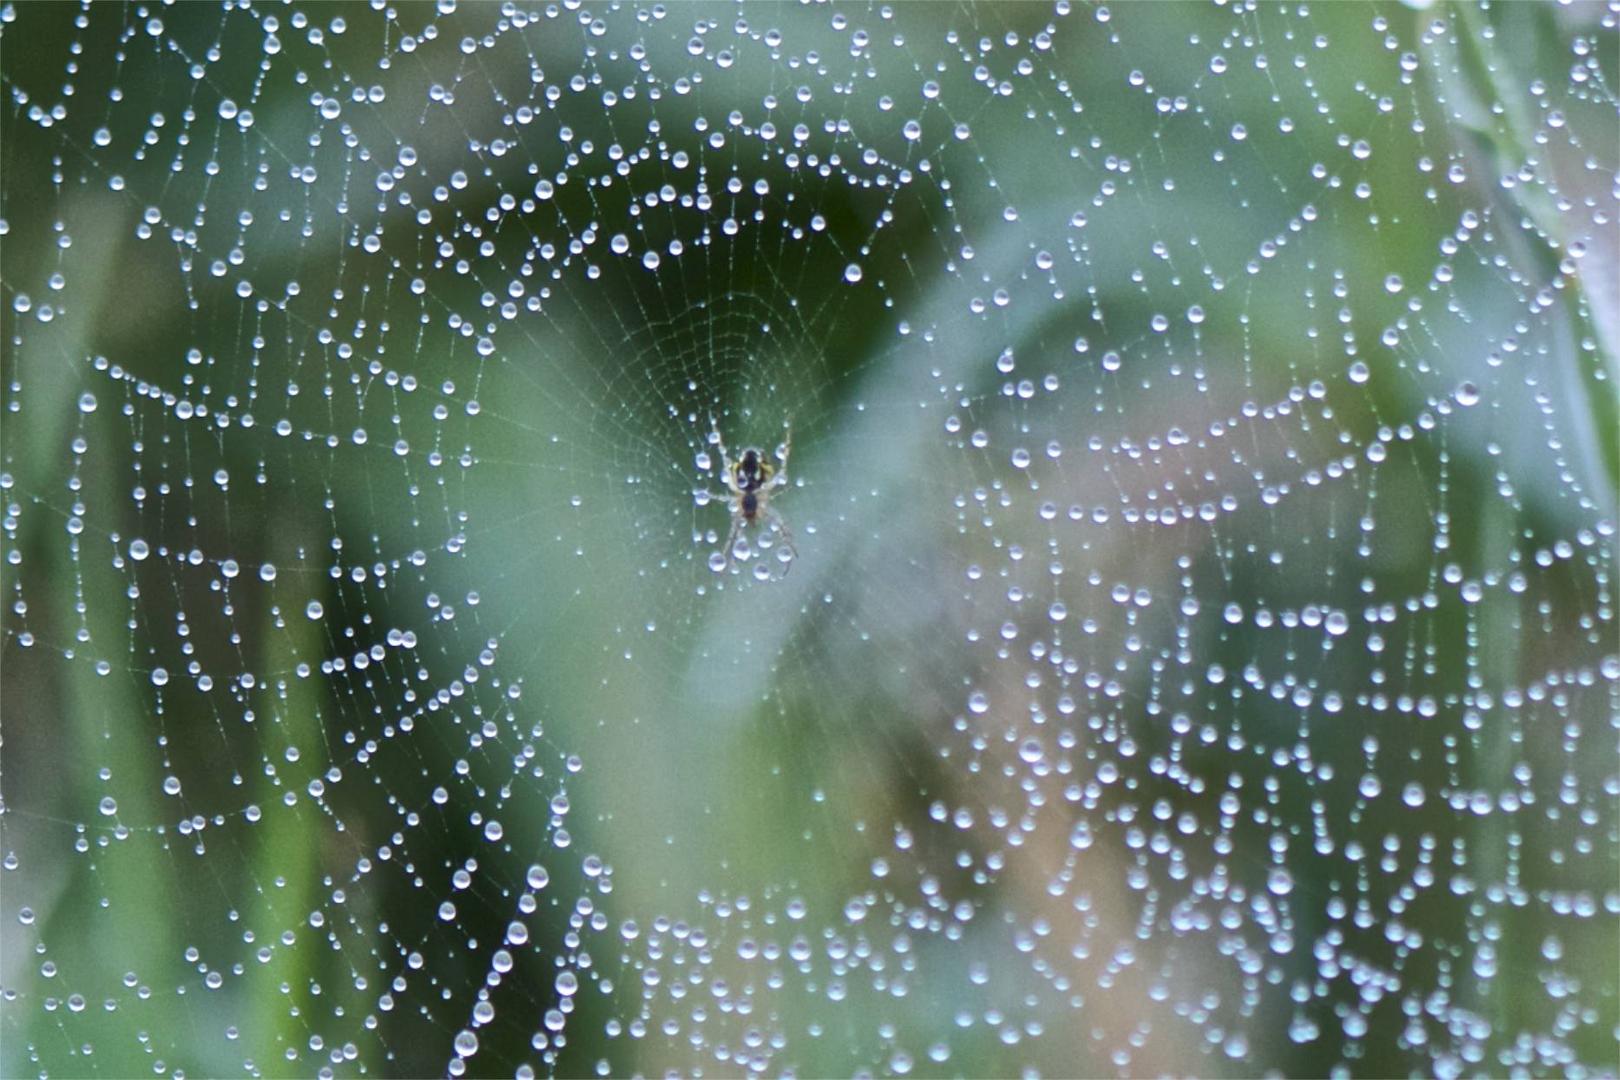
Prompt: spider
<box><xmin>709</xmin><ymin>417</ymin><xmax>798</xmax><ymax>573</ymax></box>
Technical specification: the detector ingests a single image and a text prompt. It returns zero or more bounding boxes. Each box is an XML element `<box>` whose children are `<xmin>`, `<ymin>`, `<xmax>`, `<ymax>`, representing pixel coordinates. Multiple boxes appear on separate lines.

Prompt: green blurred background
<box><xmin>2</xmin><ymin>2</ymin><xmax>1615</xmax><ymax>1076</ymax></box>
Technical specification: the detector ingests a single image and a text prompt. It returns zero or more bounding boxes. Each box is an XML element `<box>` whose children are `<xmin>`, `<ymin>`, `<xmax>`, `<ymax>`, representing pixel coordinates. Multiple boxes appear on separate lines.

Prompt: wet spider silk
<box><xmin>1</xmin><ymin>3</ymin><xmax>1615</xmax><ymax>1077</ymax></box>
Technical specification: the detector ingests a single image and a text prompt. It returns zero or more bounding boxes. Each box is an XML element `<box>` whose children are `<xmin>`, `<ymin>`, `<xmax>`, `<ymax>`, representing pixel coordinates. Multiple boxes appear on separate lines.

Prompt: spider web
<box><xmin>2</xmin><ymin>2</ymin><xmax>1617</xmax><ymax>1076</ymax></box>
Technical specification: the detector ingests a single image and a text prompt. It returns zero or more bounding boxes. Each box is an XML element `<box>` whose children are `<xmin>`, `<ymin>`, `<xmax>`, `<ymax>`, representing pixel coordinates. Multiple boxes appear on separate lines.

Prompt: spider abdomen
<box><xmin>741</xmin><ymin>492</ymin><xmax>759</xmax><ymax>519</ymax></box>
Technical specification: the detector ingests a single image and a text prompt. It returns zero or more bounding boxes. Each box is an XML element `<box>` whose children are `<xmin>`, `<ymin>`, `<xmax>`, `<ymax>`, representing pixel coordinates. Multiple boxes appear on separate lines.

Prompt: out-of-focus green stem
<box><xmin>1446</xmin><ymin>2</ymin><xmax>1620</xmax><ymax>508</ymax></box>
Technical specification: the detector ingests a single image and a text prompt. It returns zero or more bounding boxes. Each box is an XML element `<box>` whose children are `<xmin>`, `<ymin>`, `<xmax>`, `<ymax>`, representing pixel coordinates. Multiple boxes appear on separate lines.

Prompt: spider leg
<box><xmin>708</xmin><ymin>415</ymin><xmax>734</xmax><ymax>478</ymax></box>
<box><xmin>774</xmin><ymin>420</ymin><xmax>793</xmax><ymax>487</ymax></box>
<box><xmin>721</xmin><ymin>510</ymin><xmax>745</xmax><ymax>571</ymax></box>
<box><xmin>764</xmin><ymin>506</ymin><xmax>798</xmax><ymax>573</ymax></box>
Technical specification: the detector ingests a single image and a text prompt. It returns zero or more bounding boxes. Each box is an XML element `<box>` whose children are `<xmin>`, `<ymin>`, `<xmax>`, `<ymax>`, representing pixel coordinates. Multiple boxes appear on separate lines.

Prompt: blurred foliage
<box><xmin>2</xmin><ymin>2</ymin><xmax>1615</xmax><ymax>1077</ymax></box>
